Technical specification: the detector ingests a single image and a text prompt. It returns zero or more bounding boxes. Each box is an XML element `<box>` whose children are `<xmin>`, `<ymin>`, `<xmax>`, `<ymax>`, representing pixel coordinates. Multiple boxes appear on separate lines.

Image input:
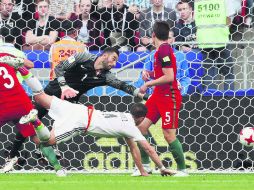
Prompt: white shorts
<box><xmin>49</xmin><ymin>97</ymin><xmax>89</xmax><ymax>144</ymax></box>
<box><xmin>49</xmin><ymin>97</ymin><xmax>145</xmax><ymax>144</ymax></box>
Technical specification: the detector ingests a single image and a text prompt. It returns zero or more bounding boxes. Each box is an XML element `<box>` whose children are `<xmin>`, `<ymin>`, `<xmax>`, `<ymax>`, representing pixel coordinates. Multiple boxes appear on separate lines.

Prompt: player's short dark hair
<box><xmin>61</xmin><ymin>19</ymin><xmax>82</xmax><ymax>35</ymax></box>
<box><xmin>130</xmin><ymin>103</ymin><xmax>147</xmax><ymax>118</ymax></box>
<box><xmin>102</xmin><ymin>47</ymin><xmax>119</xmax><ymax>57</ymax></box>
<box><xmin>0</xmin><ymin>25</ymin><xmax>15</xmax><ymax>43</ymax></box>
<box><xmin>152</xmin><ymin>21</ymin><xmax>170</xmax><ymax>41</ymax></box>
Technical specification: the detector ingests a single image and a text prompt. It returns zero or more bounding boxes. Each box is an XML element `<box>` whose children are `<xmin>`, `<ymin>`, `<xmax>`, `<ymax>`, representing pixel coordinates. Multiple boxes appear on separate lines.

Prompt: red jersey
<box><xmin>0</xmin><ymin>53</ymin><xmax>35</xmax><ymax>137</ymax></box>
<box><xmin>145</xmin><ymin>44</ymin><xmax>182</xmax><ymax>129</ymax></box>
<box><xmin>153</xmin><ymin>44</ymin><xmax>182</xmax><ymax>102</ymax></box>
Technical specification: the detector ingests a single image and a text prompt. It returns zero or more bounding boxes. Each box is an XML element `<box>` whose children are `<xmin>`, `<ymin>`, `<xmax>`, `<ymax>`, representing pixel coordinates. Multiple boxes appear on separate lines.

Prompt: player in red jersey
<box><xmin>0</xmin><ymin>54</ymin><xmax>35</xmax><ymax>130</ymax></box>
<box><xmin>0</xmin><ymin>54</ymin><xmax>66</xmax><ymax>176</ymax></box>
<box><xmin>136</xmin><ymin>21</ymin><xmax>188</xmax><ymax>177</ymax></box>
<box><xmin>0</xmin><ymin>25</ymin><xmax>65</xmax><ymax>176</ymax></box>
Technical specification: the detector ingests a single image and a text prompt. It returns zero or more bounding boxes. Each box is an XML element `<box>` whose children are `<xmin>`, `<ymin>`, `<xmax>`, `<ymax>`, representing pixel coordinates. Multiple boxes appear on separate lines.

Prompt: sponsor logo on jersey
<box><xmin>163</xmin><ymin>56</ymin><xmax>170</xmax><ymax>62</ymax></box>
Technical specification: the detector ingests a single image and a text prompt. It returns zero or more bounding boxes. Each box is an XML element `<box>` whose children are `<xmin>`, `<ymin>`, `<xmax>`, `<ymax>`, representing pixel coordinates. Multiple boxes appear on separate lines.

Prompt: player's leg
<box><xmin>161</xmin><ymin>108</ymin><xmax>188</xmax><ymax>177</ymax></box>
<box><xmin>18</xmin><ymin>66</ymin><xmax>44</xmax><ymax>95</ymax></box>
<box><xmin>6</xmin><ymin>66</ymin><xmax>49</xmax><ymax>170</ymax></box>
<box><xmin>17</xmin><ymin>68</ymin><xmax>64</xmax><ymax>175</ymax></box>
<box><xmin>20</xmin><ymin>110</ymin><xmax>64</xmax><ymax>176</ymax></box>
<box><xmin>31</xmin><ymin>132</ymin><xmax>63</xmax><ymax>175</ymax></box>
<box><xmin>2</xmin><ymin>101</ymin><xmax>35</xmax><ymax>172</ymax></box>
<box><xmin>19</xmin><ymin>93</ymin><xmax>55</xmax><ymax>143</ymax></box>
<box><xmin>20</xmin><ymin>109</ymin><xmax>50</xmax><ymax>142</ymax></box>
<box><xmin>3</xmin><ymin>132</ymin><xmax>23</xmax><ymax>172</ymax></box>
<box><xmin>136</xmin><ymin>118</ymin><xmax>153</xmax><ymax>168</ymax></box>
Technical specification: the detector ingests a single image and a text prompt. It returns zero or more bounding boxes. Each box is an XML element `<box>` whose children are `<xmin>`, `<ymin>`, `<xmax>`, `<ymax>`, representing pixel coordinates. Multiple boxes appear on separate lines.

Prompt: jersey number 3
<box><xmin>0</xmin><ymin>66</ymin><xmax>14</xmax><ymax>89</ymax></box>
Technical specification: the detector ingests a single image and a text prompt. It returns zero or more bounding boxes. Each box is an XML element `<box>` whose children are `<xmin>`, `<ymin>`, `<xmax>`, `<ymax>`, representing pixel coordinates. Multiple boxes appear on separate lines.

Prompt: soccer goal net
<box><xmin>0</xmin><ymin>0</ymin><xmax>254</xmax><ymax>173</ymax></box>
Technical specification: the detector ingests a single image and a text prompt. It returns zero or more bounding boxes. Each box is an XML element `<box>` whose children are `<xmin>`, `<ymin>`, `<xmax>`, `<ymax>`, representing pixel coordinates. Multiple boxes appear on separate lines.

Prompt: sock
<box><xmin>137</xmin><ymin>134</ymin><xmax>150</xmax><ymax>164</ymax></box>
<box><xmin>32</xmin><ymin>119</ymin><xmax>50</xmax><ymax>142</ymax></box>
<box><xmin>18</xmin><ymin>66</ymin><xmax>30</xmax><ymax>77</ymax></box>
<box><xmin>9</xmin><ymin>132</ymin><xmax>26</xmax><ymax>158</ymax></box>
<box><xmin>169</xmin><ymin>138</ymin><xmax>186</xmax><ymax>170</ymax></box>
<box><xmin>18</xmin><ymin>67</ymin><xmax>43</xmax><ymax>95</ymax></box>
<box><xmin>39</xmin><ymin>144</ymin><xmax>62</xmax><ymax>171</ymax></box>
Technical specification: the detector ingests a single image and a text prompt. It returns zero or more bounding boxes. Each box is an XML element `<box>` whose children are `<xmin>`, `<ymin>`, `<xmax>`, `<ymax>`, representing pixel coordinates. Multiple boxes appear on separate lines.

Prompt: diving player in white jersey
<box><xmin>20</xmin><ymin>92</ymin><xmax>176</xmax><ymax>177</ymax></box>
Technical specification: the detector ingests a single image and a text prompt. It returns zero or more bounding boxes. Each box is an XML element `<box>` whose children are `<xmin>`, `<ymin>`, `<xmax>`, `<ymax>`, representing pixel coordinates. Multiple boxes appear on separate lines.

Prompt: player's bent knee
<box><xmin>47</xmin><ymin>137</ymin><xmax>56</xmax><ymax>145</ymax></box>
<box><xmin>163</xmin><ymin>129</ymin><xmax>177</xmax><ymax>143</ymax></box>
<box><xmin>47</xmin><ymin>131</ymin><xmax>56</xmax><ymax>145</ymax></box>
<box><xmin>163</xmin><ymin>135</ymin><xmax>176</xmax><ymax>144</ymax></box>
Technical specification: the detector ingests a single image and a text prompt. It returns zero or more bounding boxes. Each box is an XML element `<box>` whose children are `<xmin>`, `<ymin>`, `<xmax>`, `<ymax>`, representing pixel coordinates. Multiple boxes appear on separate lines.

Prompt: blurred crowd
<box><xmin>0</xmin><ymin>0</ymin><xmax>252</xmax><ymax>52</ymax></box>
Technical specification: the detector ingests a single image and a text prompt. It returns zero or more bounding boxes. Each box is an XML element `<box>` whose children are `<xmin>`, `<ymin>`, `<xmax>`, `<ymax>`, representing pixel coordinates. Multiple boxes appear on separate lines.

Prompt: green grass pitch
<box><xmin>1</xmin><ymin>173</ymin><xmax>254</xmax><ymax>190</ymax></box>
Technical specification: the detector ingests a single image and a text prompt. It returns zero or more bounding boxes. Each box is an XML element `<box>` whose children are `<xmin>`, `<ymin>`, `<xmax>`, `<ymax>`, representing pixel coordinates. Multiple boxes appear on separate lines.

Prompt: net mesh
<box><xmin>0</xmin><ymin>0</ymin><xmax>254</xmax><ymax>172</ymax></box>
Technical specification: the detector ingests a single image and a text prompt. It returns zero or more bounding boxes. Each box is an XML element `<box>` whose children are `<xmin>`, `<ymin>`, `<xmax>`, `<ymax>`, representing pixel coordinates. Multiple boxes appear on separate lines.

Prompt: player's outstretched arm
<box><xmin>105</xmin><ymin>72</ymin><xmax>150</xmax><ymax>100</ymax></box>
<box><xmin>125</xmin><ymin>138</ymin><xmax>149</xmax><ymax>176</ymax></box>
<box><xmin>137</xmin><ymin>140</ymin><xmax>176</xmax><ymax>176</ymax></box>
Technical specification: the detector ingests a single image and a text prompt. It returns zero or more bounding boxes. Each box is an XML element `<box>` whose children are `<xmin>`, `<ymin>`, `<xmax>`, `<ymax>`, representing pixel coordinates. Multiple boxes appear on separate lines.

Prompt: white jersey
<box><xmin>49</xmin><ymin>97</ymin><xmax>145</xmax><ymax>144</ymax></box>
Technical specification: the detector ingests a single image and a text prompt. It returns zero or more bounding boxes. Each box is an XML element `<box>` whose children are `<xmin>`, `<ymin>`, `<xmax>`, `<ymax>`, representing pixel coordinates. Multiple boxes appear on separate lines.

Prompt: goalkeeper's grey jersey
<box><xmin>52</xmin><ymin>51</ymin><xmax>137</xmax><ymax>96</ymax></box>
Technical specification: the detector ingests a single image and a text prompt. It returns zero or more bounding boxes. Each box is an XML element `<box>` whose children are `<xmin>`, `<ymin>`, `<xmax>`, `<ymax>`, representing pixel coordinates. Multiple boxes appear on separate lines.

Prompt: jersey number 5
<box><xmin>0</xmin><ymin>66</ymin><xmax>14</xmax><ymax>89</ymax></box>
<box><xmin>165</xmin><ymin>112</ymin><xmax>171</xmax><ymax>123</ymax></box>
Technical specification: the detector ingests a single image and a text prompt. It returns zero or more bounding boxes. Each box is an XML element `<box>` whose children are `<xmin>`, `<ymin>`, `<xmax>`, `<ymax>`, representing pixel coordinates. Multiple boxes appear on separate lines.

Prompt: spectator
<box><xmin>0</xmin><ymin>0</ymin><xmax>26</xmax><ymax>49</ymax></box>
<box><xmin>99</xmin><ymin>0</ymin><xmax>139</xmax><ymax>51</ymax></box>
<box><xmin>245</xmin><ymin>0</ymin><xmax>253</xmax><ymax>27</ymax></box>
<box><xmin>49</xmin><ymin>19</ymin><xmax>86</xmax><ymax>80</ymax></box>
<box><xmin>49</xmin><ymin>0</ymin><xmax>80</xmax><ymax>20</ymax></box>
<box><xmin>128</xmin><ymin>3</ymin><xmax>141</xmax><ymax>19</ymax></box>
<box><xmin>174</xmin><ymin>0</ymin><xmax>197</xmax><ymax>52</ymax></box>
<box><xmin>226</xmin><ymin>0</ymin><xmax>253</xmax><ymax>37</ymax></box>
<box><xmin>97</xmin><ymin>0</ymin><xmax>112</xmax><ymax>10</ymax></box>
<box><xmin>135</xmin><ymin>31</ymin><xmax>191</xmax><ymax>95</ymax></box>
<box><xmin>24</xmin><ymin>0</ymin><xmax>60</xmax><ymax>51</ymax></box>
<box><xmin>13</xmin><ymin>0</ymin><xmax>36</xmax><ymax>20</ymax></box>
<box><xmin>195</xmin><ymin>0</ymin><xmax>234</xmax><ymax>91</ymax></box>
<box><xmin>164</xmin><ymin>0</ymin><xmax>180</xmax><ymax>10</ymax></box>
<box><xmin>226</xmin><ymin>0</ymin><xmax>242</xmax><ymax>24</ymax></box>
<box><xmin>74</xmin><ymin>0</ymin><xmax>101</xmax><ymax>50</ymax></box>
<box><xmin>137</xmin><ymin>0</ymin><xmax>177</xmax><ymax>51</ymax></box>
<box><xmin>126</xmin><ymin>0</ymin><xmax>150</xmax><ymax>10</ymax></box>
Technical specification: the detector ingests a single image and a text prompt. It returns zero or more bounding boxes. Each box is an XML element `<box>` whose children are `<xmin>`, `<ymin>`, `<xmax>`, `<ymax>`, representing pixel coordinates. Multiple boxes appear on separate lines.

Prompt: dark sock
<box><xmin>9</xmin><ymin>132</ymin><xmax>26</xmax><ymax>158</ymax></box>
<box><xmin>39</xmin><ymin>144</ymin><xmax>62</xmax><ymax>171</ymax></box>
<box><xmin>137</xmin><ymin>134</ymin><xmax>150</xmax><ymax>164</ymax></box>
<box><xmin>169</xmin><ymin>138</ymin><xmax>186</xmax><ymax>170</ymax></box>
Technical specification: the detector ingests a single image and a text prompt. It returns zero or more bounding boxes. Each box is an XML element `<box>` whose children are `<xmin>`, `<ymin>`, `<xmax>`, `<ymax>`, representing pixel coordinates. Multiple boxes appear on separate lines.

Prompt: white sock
<box><xmin>24</xmin><ymin>76</ymin><xmax>43</xmax><ymax>95</ymax></box>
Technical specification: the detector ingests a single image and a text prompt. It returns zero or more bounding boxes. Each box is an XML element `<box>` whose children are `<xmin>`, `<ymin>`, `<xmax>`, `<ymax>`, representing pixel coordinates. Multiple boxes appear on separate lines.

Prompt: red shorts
<box><xmin>145</xmin><ymin>95</ymin><xmax>181</xmax><ymax>129</ymax></box>
<box><xmin>0</xmin><ymin>102</ymin><xmax>36</xmax><ymax>137</ymax></box>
